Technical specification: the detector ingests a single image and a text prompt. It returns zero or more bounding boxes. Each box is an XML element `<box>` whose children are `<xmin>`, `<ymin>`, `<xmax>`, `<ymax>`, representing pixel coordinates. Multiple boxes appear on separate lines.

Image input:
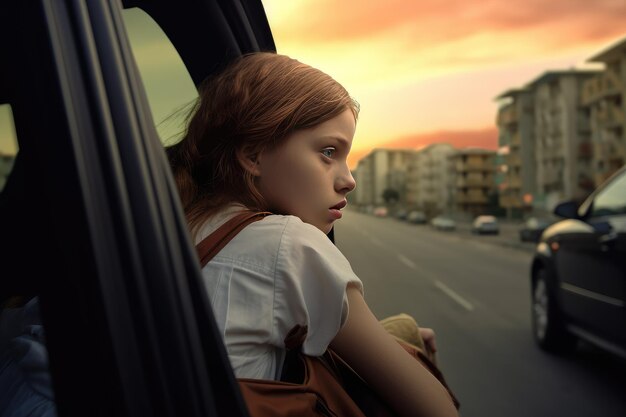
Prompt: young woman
<box><xmin>168</xmin><ymin>52</ymin><xmax>458</xmax><ymax>417</ymax></box>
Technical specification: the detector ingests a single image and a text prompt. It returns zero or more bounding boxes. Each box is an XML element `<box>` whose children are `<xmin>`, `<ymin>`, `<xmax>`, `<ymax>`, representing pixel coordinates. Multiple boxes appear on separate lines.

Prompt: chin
<box><xmin>320</xmin><ymin>223</ymin><xmax>334</xmax><ymax>235</ymax></box>
<box><xmin>305</xmin><ymin>219</ymin><xmax>331</xmax><ymax>234</ymax></box>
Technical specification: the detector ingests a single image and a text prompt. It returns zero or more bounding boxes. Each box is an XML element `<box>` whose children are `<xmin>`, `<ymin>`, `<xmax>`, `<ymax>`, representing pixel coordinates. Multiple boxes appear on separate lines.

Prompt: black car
<box><xmin>0</xmin><ymin>1</ymin><xmax>276</xmax><ymax>416</ymax></box>
<box><xmin>530</xmin><ymin>166</ymin><xmax>626</xmax><ymax>358</ymax></box>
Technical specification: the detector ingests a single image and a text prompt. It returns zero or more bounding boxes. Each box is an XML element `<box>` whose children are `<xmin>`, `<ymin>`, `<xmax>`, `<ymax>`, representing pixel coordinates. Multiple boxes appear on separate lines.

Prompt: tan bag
<box><xmin>196</xmin><ymin>210</ymin><xmax>460</xmax><ymax>416</ymax></box>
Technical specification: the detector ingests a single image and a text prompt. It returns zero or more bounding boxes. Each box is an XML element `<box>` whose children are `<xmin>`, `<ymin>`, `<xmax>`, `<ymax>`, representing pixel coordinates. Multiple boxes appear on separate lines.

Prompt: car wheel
<box><xmin>532</xmin><ymin>269</ymin><xmax>577</xmax><ymax>353</ymax></box>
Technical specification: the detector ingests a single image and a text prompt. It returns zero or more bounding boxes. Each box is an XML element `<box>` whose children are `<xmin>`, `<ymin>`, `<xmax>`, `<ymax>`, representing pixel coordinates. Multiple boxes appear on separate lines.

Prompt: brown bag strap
<box><xmin>195</xmin><ymin>210</ymin><xmax>272</xmax><ymax>267</ymax></box>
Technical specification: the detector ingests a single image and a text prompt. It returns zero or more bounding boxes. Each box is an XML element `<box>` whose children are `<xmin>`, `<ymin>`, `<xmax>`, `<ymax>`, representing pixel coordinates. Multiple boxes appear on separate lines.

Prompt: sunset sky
<box><xmin>1</xmin><ymin>1</ymin><xmax>625</xmax><ymax>170</ymax></box>
<box><xmin>262</xmin><ymin>0</ymin><xmax>626</xmax><ymax>167</ymax></box>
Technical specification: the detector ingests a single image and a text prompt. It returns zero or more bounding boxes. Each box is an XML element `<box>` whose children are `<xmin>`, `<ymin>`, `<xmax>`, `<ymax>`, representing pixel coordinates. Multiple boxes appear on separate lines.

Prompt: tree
<box><xmin>382</xmin><ymin>188</ymin><xmax>400</xmax><ymax>204</ymax></box>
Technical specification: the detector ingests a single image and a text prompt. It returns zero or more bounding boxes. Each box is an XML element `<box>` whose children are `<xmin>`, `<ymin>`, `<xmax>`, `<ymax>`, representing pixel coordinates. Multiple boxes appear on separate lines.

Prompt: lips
<box><xmin>330</xmin><ymin>200</ymin><xmax>347</xmax><ymax>210</ymax></box>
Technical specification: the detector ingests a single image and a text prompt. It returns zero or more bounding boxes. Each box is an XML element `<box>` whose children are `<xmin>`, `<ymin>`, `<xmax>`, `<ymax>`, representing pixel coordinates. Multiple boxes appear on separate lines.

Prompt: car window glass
<box><xmin>121</xmin><ymin>8</ymin><xmax>198</xmax><ymax>147</ymax></box>
<box><xmin>589</xmin><ymin>171</ymin><xmax>626</xmax><ymax>218</ymax></box>
<box><xmin>0</xmin><ymin>103</ymin><xmax>17</xmax><ymax>194</ymax></box>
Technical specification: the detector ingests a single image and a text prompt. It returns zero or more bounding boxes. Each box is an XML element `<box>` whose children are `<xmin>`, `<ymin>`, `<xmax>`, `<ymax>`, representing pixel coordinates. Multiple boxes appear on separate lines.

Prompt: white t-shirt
<box><xmin>196</xmin><ymin>205</ymin><xmax>363</xmax><ymax>380</ymax></box>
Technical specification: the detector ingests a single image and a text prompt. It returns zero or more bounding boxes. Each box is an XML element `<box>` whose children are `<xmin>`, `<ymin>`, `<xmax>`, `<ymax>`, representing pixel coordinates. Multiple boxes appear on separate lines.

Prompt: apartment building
<box><xmin>450</xmin><ymin>148</ymin><xmax>495</xmax><ymax>215</ymax></box>
<box><xmin>353</xmin><ymin>148</ymin><xmax>415</xmax><ymax>206</ymax></box>
<box><xmin>495</xmin><ymin>88</ymin><xmax>535</xmax><ymax>217</ymax></box>
<box><xmin>405</xmin><ymin>143</ymin><xmax>456</xmax><ymax>216</ymax></box>
<box><xmin>581</xmin><ymin>37</ymin><xmax>626</xmax><ymax>186</ymax></box>
<box><xmin>527</xmin><ymin>70</ymin><xmax>600</xmax><ymax>211</ymax></box>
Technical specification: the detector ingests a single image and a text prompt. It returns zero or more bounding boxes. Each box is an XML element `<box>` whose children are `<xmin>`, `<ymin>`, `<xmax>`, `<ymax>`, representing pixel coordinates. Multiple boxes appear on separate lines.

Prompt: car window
<box><xmin>0</xmin><ymin>103</ymin><xmax>17</xmax><ymax>194</ymax></box>
<box><xmin>121</xmin><ymin>8</ymin><xmax>198</xmax><ymax>147</ymax></box>
<box><xmin>589</xmin><ymin>170</ymin><xmax>626</xmax><ymax>218</ymax></box>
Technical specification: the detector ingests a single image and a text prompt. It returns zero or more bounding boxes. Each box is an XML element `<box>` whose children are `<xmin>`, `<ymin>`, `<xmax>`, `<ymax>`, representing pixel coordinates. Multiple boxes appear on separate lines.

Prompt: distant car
<box><xmin>431</xmin><ymin>216</ymin><xmax>456</xmax><ymax>231</ymax></box>
<box><xmin>530</xmin><ymin>166</ymin><xmax>626</xmax><ymax>358</ymax></box>
<box><xmin>395</xmin><ymin>209</ymin><xmax>408</xmax><ymax>220</ymax></box>
<box><xmin>519</xmin><ymin>217</ymin><xmax>553</xmax><ymax>242</ymax></box>
<box><xmin>407</xmin><ymin>210</ymin><xmax>427</xmax><ymax>224</ymax></box>
<box><xmin>471</xmin><ymin>215</ymin><xmax>499</xmax><ymax>235</ymax></box>
<box><xmin>373</xmin><ymin>206</ymin><xmax>388</xmax><ymax>217</ymax></box>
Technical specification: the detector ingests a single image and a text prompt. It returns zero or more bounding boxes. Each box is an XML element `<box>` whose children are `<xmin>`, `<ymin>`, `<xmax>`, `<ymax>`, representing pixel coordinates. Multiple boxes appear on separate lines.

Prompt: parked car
<box><xmin>407</xmin><ymin>210</ymin><xmax>426</xmax><ymax>224</ymax></box>
<box><xmin>431</xmin><ymin>216</ymin><xmax>456</xmax><ymax>231</ymax></box>
<box><xmin>0</xmin><ymin>1</ymin><xmax>276</xmax><ymax>416</ymax></box>
<box><xmin>519</xmin><ymin>216</ymin><xmax>553</xmax><ymax>242</ymax></box>
<box><xmin>471</xmin><ymin>215</ymin><xmax>499</xmax><ymax>235</ymax></box>
<box><xmin>530</xmin><ymin>166</ymin><xmax>626</xmax><ymax>359</ymax></box>
<box><xmin>395</xmin><ymin>208</ymin><xmax>408</xmax><ymax>220</ymax></box>
<box><xmin>373</xmin><ymin>206</ymin><xmax>388</xmax><ymax>217</ymax></box>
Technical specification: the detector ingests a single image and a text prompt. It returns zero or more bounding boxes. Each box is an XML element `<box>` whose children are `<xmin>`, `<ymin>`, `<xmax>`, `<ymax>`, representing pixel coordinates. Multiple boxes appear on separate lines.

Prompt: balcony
<box><xmin>597</xmin><ymin>104</ymin><xmax>625</xmax><ymax>129</ymax></box>
<box><xmin>507</xmin><ymin>154</ymin><xmax>522</xmax><ymax>167</ymax></box>
<box><xmin>581</xmin><ymin>78</ymin><xmax>596</xmax><ymax>105</ymax></box>
<box><xmin>510</xmin><ymin>132</ymin><xmax>521</xmax><ymax>147</ymax></box>
<box><xmin>456</xmin><ymin>177</ymin><xmax>493</xmax><ymax>187</ymax></box>
<box><xmin>499</xmin><ymin>193</ymin><xmax>522</xmax><ymax>208</ymax></box>
<box><xmin>456</xmin><ymin>193</ymin><xmax>488</xmax><ymax>204</ymax></box>
<box><xmin>455</xmin><ymin>161</ymin><xmax>493</xmax><ymax>172</ymax></box>
<box><xmin>578</xmin><ymin>142</ymin><xmax>593</xmax><ymax>158</ymax></box>
<box><xmin>497</xmin><ymin>105</ymin><xmax>517</xmax><ymax>126</ymax></box>
<box><xmin>508</xmin><ymin>176</ymin><xmax>522</xmax><ymax>189</ymax></box>
<box><xmin>577</xmin><ymin>120</ymin><xmax>591</xmax><ymax>133</ymax></box>
<box><xmin>581</xmin><ymin>71</ymin><xmax>623</xmax><ymax>105</ymax></box>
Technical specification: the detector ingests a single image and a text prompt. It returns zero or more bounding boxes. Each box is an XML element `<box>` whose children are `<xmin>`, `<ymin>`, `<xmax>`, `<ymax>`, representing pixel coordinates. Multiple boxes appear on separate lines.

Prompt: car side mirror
<box><xmin>553</xmin><ymin>201</ymin><xmax>579</xmax><ymax>219</ymax></box>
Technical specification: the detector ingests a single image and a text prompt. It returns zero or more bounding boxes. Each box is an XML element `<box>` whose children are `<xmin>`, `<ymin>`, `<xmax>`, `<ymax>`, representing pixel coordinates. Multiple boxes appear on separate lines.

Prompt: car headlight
<box><xmin>536</xmin><ymin>241</ymin><xmax>551</xmax><ymax>257</ymax></box>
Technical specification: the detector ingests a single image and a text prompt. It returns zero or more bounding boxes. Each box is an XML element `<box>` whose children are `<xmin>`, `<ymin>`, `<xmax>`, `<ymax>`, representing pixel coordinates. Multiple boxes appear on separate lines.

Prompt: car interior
<box><xmin>0</xmin><ymin>1</ymin><xmax>278</xmax><ymax>416</ymax></box>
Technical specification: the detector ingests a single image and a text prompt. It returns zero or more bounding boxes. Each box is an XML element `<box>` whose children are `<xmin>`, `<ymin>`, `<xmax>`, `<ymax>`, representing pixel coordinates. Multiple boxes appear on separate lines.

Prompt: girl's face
<box><xmin>254</xmin><ymin>109</ymin><xmax>356</xmax><ymax>234</ymax></box>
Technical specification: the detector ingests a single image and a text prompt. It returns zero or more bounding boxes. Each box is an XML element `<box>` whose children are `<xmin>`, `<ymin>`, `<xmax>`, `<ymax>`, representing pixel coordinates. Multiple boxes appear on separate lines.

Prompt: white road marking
<box><xmin>434</xmin><ymin>280</ymin><xmax>474</xmax><ymax>311</ymax></box>
<box><xmin>397</xmin><ymin>254</ymin><xmax>416</xmax><ymax>270</ymax></box>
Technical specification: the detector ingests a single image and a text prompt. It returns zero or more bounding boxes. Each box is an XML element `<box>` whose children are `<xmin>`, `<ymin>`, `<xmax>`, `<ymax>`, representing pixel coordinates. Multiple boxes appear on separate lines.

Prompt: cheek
<box><xmin>289</xmin><ymin>161</ymin><xmax>325</xmax><ymax>195</ymax></box>
<box><xmin>260</xmin><ymin>160</ymin><xmax>303</xmax><ymax>198</ymax></box>
<box><xmin>263</xmin><ymin>160</ymin><xmax>321</xmax><ymax>204</ymax></box>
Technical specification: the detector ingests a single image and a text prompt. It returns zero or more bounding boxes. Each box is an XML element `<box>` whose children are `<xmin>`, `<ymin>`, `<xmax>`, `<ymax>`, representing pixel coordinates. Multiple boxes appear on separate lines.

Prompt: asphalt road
<box><xmin>334</xmin><ymin>209</ymin><xmax>626</xmax><ymax>417</ymax></box>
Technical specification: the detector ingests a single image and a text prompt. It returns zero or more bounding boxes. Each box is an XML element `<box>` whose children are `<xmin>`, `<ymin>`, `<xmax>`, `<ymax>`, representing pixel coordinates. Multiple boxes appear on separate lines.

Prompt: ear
<box><xmin>236</xmin><ymin>148</ymin><xmax>262</xmax><ymax>177</ymax></box>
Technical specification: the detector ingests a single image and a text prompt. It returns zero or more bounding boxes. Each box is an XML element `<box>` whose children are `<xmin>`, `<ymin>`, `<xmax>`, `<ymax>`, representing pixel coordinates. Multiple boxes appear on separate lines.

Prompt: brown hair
<box><xmin>167</xmin><ymin>52</ymin><xmax>359</xmax><ymax>239</ymax></box>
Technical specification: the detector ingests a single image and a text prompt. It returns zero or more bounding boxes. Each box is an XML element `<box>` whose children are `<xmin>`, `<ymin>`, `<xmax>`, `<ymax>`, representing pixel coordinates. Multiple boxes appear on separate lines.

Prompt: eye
<box><xmin>321</xmin><ymin>147</ymin><xmax>336</xmax><ymax>159</ymax></box>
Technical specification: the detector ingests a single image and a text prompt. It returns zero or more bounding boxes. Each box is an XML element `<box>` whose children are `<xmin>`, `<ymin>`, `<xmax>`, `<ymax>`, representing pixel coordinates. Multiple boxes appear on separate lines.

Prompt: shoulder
<box><xmin>271</xmin><ymin>215</ymin><xmax>362</xmax><ymax>290</ymax></box>
<box><xmin>277</xmin><ymin>215</ymin><xmax>337</xmax><ymax>250</ymax></box>
<box><xmin>205</xmin><ymin>214</ymin><xmax>318</xmax><ymax>270</ymax></box>
<box><xmin>240</xmin><ymin>214</ymin><xmax>331</xmax><ymax>251</ymax></box>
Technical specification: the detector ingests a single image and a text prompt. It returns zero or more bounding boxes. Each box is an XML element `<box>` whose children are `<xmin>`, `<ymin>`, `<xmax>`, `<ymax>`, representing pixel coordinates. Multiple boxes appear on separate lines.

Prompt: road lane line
<box><xmin>397</xmin><ymin>254</ymin><xmax>416</xmax><ymax>270</ymax></box>
<box><xmin>434</xmin><ymin>280</ymin><xmax>474</xmax><ymax>311</ymax></box>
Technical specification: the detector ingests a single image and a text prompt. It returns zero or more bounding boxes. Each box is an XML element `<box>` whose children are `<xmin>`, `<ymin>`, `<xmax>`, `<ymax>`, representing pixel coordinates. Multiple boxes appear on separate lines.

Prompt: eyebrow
<box><xmin>321</xmin><ymin>135</ymin><xmax>350</xmax><ymax>147</ymax></box>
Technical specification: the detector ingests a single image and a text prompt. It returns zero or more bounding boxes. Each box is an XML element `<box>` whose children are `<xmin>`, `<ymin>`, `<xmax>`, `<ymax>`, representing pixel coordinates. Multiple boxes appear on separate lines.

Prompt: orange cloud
<box><xmin>271</xmin><ymin>0</ymin><xmax>625</xmax><ymax>47</ymax></box>
<box><xmin>266</xmin><ymin>0</ymin><xmax>625</xmax><ymax>91</ymax></box>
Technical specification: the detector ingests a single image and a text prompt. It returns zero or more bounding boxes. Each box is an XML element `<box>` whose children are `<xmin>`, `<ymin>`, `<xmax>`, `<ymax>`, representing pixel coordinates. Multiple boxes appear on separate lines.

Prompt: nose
<box><xmin>336</xmin><ymin>164</ymin><xmax>356</xmax><ymax>194</ymax></box>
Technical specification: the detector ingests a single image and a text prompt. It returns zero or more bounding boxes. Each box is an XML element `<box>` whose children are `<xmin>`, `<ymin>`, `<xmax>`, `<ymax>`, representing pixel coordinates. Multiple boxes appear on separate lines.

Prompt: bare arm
<box><xmin>330</xmin><ymin>285</ymin><xmax>459</xmax><ymax>417</ymax></box>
